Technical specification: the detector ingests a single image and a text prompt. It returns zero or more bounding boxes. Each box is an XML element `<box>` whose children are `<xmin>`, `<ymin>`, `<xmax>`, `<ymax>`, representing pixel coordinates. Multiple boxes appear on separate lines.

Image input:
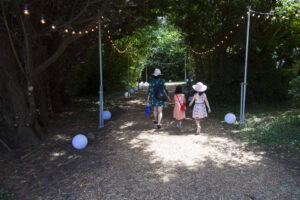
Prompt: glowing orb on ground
<box><xmin>225</xmin><ymin>113</ymin><xmax>236</xmax><ymax>124</ymax></box>
<box><xmin>103</xmin><ymin>110</ymin><xmax>111</xmax><ymax>120</ymax></box>
<box><xmin>72</xmin><ymin>134</ymin><xmax>88</xmax><ymax>150</ymax></box>
<box><xmin>124</xmin><ymin>92</ymin><xmax>130</xmax><ymax>98</ymax></box>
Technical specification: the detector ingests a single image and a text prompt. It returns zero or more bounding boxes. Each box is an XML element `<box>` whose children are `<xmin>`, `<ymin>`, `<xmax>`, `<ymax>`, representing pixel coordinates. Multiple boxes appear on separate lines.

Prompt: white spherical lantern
<box><xmin>225</xmin><ymin>113</ymin><xmax>236</xmax><ymax>124</ymax></box>
<box><xmin>124</xmin><ymin>92</ymin><xmax>130</xmax><ymax>98</ymax></box>
<box><xmin>129</xmin><ymin>89</ymin><xmax>134</xmax><ymax>94</ymax></box>
<box><xmin>103</xmin><ymin>110</ymin><xmax>111</xmax><ymax>120</ymax></box>
<box><xmin>72</xmin><ymin>134</ymin><xmax>88</xmax><ymax>150</ymax></box>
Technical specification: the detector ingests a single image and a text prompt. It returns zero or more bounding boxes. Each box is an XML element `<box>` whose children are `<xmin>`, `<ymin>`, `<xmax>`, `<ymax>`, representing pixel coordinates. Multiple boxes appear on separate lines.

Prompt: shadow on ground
<box><xmin>1</xmin><ymin>84</ymin><xmax>299</xmax><ymax>199</ymax></box>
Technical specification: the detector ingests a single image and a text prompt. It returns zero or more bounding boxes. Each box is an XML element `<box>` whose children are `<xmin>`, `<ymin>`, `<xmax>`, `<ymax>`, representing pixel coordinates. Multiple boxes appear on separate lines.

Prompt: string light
<box><xmin>79</xmin><ymin>31</ymin><xmax>82</xmax><ymax>35</ymax></box>
<box><xmin>91</xmin><ymin>29</ymin><xmax>94</xmax><ymax>32</ymax></box>
<box><xmin>266</xmin><ymin>15</ymin><xmax>270</xmax><ymax>19</ymax></box>
<box><xmin>40</xmin><ymin>14</ymin><xmax>46</xmax><ymax>24</ymax></box>
<box><xmin>236</xmin><ymin>24</ymin><xmax>240</xmax><ymax>27</ymax></box>
<box><xmin>24</xmin><ymin>4</ymin><xmax>29</xmax><ymax>15</ymax></box>
<box><xmin>72</xmin><ymin>31</ymin><xmax>75</xmax><ymax>35</ymax></box>
<box><xmin>65</xmin><ymin>28</ymin><xmax>69</xmax><ymax>33</ymax></box>
<box><xmin>51</xmin><ymin>25</ymin><xmax>56</xmax><ymax>30</ymax></box>
<box><xmin>85</xmin><ymin>30</ymin><xmax>88</xmax><ymax>34</ymax></box>
<box><xmin>257</xmin><ymin>15</ymin><xmax>261</xmax><ymax>18</ymax></box>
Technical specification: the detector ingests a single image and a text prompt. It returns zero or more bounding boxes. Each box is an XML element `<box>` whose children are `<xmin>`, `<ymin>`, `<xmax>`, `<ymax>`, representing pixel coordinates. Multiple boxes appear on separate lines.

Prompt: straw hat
<box><xmin>152</xmin><ymin>68</ymin><xmax>162</xmax><ymax>76</ymax></box>
<box><xmin>192</xmin><ymin>82</ymin><xmax>207</xmax><ymax>92</ymax></box>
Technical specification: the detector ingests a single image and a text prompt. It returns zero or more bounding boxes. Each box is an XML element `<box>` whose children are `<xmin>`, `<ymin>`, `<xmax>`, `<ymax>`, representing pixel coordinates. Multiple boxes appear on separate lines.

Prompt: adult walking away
<box><xmin>147</xmin><ymin>68</ymin><xmax>170</xmax><ymax>129</ymax></box>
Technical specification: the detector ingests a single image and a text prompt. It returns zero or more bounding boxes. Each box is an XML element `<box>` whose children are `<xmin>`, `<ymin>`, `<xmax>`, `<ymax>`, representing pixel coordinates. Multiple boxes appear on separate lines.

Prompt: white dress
<box><xmin>192</xmin><ymin>93</ymin><xmax>208</xmax><ymax>119</ymax></box>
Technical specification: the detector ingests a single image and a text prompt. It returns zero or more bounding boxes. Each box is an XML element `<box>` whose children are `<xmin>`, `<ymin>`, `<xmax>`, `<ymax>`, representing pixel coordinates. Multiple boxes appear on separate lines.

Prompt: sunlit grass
<box><xmin>218</xmin><ymin>104</ymin><xmax>300</xmax><ymax>155</ymax></box>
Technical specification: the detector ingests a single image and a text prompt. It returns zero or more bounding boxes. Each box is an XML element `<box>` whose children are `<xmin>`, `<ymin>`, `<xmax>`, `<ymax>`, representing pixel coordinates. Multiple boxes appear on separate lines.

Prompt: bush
<box><xmin>288</xmin><ymin>76</ymin><xmax>300</xmax><ymax>106</ymax></box>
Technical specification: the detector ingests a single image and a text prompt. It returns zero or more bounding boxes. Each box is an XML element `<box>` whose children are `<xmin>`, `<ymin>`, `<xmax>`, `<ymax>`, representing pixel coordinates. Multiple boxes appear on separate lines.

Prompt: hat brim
<box><xmin>152</xmin><ymin>73</ymin><xmax>162</xmax><ymax>76</ymax></box>
<box><xmin>192</xmin><ymin>84</ymin><xmax>207</xmax><ymax>92</ymax></box>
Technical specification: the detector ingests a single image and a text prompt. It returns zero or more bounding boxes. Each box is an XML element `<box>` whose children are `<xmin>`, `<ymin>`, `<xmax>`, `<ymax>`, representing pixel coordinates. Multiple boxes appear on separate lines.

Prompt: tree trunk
<box><xmin>0</xmin><ymin>29</ymin><xmax>40</xmax><ymax>148</ymax></box>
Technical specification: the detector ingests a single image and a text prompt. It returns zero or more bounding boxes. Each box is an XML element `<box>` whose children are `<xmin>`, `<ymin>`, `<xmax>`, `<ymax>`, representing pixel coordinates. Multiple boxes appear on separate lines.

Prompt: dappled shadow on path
<box><xmin>1</xmin><ymin>84</ymin><xmax>299</xmax><ymax>199</ymax></box>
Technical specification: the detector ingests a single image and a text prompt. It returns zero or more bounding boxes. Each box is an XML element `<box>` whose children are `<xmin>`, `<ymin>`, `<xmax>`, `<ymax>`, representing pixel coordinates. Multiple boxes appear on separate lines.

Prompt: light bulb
<box><xmin>51</xmin><ymin>25</ymin><xmax>56</xmax><ymax>29</ymax></box>
<box><xmin>24</xmin><ymin>10</ymin><xmax>29</xmax><ymax>15</ymax></box>
<box><xmin>79</xmin><ymin>31</ymin><xmax>82</xmax><ymax>35</ymax></box>
<box><xmin>72</xmin><ymin>31</ymin><xmax>75</xmax><ymax>35</ymax></box>
<box><xmin>91</xmin><ymin>29</ymin><xmax>94</xmax><ymax>32</ymax></box>
<box><xmin>257</xmin><ymin>15</ymin><xmax>260</xmax><ymax>18</ymax></box>
<box><xmin>236</xmin><ymin>24</ymin><xmax>239</xmax><ymax>27</ymax></box>
<box><xmin>65</xmin><ymin>29</ymin><xmax>69</xmax><ymax>33</ymax></box>
<box><xmin>85</xmin><ymin>30</ymin><xmax>88</xmax><ymax>34</ymax></box>
<box><xmin>41</xmin><ymin>19</ymin><xmax>46</xmax><ymax>24</ymax></box>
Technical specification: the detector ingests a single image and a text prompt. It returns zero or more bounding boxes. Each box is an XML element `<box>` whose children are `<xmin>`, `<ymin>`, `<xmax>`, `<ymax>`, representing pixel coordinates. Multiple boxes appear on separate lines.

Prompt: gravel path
<box><xmin>2</xmin><ymin>84</ymin><xmax>299</xmax><ymax>199</ymax></box>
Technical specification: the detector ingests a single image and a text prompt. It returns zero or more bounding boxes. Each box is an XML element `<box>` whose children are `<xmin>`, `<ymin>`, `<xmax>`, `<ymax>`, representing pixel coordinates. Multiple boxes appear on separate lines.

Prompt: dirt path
<box><xmin>1</xmin><ymin>84</ymin><xmax>299</xmax><ymax>199</ymax></box>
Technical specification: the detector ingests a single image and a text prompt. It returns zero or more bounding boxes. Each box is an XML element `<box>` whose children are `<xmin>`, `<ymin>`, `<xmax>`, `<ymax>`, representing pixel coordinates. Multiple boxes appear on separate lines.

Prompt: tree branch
<box><xmin>1</xmin><ymin>1</ymin><xmax>28</xmax><ymax>80</ymax></box>
<box><xmin>32</xmin><ymin>36</ymin><xmax>76</xmax><ymax>78</ymax></box>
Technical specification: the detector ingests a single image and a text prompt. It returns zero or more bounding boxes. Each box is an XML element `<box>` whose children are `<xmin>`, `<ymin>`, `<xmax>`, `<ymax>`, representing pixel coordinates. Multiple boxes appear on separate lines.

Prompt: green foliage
<box><xmin>288</xmin><ymin>76</ymin><xmax>300</xmax><ymax>106</ymax></box>
<box><xmin>144</xmin><ymin>18</ymin><xmax>187</xmax><ymax>82</ymax></box>
<box><xmin>0</xmin><ymin>190</ymin><xmax>15</xmax><ymax>199</ymax></box>
<box><xmin>220</xmin><ymin>105</ymin><xmax>300</xmax><ymax>154</ymax></box>
<box><xmin>166</xmin><ymin>0</ymin><xmax>300</xmax><ymax>104</ymax></box>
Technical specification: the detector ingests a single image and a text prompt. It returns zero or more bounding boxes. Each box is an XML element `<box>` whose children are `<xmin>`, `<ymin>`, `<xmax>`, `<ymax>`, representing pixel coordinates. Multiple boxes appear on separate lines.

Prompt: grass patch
<box><xmin>214</xmin><ymin>104</ymin><xmax>300</xmax><ymax>155</ymax></box>
<box><xmin>0</xmin><ymin>190</ymin><xmax>15</xmax><ymax>199</ymax></box>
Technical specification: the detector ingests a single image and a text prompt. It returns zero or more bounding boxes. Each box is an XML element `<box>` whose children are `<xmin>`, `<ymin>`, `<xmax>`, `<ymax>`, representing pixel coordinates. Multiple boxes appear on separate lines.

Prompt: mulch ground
<box><xmin>1</xmin><ymin>84</ymin><xmax>299</xmax><ymax>200</ymax></box>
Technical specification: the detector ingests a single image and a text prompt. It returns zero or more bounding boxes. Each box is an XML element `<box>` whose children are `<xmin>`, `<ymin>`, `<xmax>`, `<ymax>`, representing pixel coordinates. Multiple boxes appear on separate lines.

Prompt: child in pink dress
<box><xmin>173</xmin><ymin>85</ymin><xmax>186</xmax><ymax>128</ymax></box>
<box><xmin>189</xmin><ymin>82</ymin><xmax>211</xmax><ymax>134</ymax></box>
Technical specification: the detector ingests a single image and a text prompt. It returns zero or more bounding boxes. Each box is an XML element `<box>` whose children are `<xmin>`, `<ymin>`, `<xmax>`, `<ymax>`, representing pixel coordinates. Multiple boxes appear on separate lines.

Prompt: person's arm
<box><xmin>189</xmin><ymin>95</ymin><xmax>195</xmax><ymax>107</ymax></box>
<box><xmin>147</xmin><ymin>81</ymin><xmax>152</xmax><ymax>104</ymax></box>
<box><xmin>204</xmin><ymin>94</ymin><xmax>211</xmax><ymax>113</ymax></box>
<box><xmin>163</xmin><ymin>79</ymin><xmax>171</xmax><ymax>101</ymax></box>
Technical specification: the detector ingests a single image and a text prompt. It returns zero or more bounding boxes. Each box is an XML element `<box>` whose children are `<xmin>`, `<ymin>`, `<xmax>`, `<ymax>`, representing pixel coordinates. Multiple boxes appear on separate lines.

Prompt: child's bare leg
<box><xmin>195</xmin><ymin>118</ymin><xmax>201</xmax><ymax>133</ymax></box>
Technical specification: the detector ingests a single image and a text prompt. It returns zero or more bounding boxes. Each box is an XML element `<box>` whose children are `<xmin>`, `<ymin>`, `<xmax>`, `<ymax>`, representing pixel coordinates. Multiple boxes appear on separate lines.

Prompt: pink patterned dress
<box><xmin>173</xmin><ymin>94</ymin><xmax>186</xmax><ymax>120</ymax></box>
<box><xmin>192</xmin><ymin>93</ymin><xmax>208</xmax><ymax>119</ymax></box>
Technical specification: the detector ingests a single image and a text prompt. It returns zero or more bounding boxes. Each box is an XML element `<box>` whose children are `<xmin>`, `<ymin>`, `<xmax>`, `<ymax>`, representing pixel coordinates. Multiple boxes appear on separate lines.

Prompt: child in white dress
<box><xmin>189</xmin><ymin>82</ymin><xmax>211</xmax><ymax>134</ymax></box>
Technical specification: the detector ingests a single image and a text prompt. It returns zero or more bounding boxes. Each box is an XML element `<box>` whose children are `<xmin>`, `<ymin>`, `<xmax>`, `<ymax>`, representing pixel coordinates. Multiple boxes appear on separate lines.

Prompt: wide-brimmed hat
<box><xmin>192</xmin><ymin>82</ymin><xmax>207</xmax><ymax>92</ymax></box>
<box><xmin>152</xmin><ymin>68</ymin><xmax>162</xmax><ymax>76</ymax></box>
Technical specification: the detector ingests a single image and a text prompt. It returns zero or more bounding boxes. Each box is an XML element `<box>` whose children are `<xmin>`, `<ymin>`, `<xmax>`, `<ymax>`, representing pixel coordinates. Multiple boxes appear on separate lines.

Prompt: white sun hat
<box><xmin>152</xmin><ymin>68</ymin><xmax>162</xmax><ymax>76</ymax></box>
<box><xmin>192</xmin><ymin>82</ymin><xmax>207</xmax><ymax>92</ymax></box>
